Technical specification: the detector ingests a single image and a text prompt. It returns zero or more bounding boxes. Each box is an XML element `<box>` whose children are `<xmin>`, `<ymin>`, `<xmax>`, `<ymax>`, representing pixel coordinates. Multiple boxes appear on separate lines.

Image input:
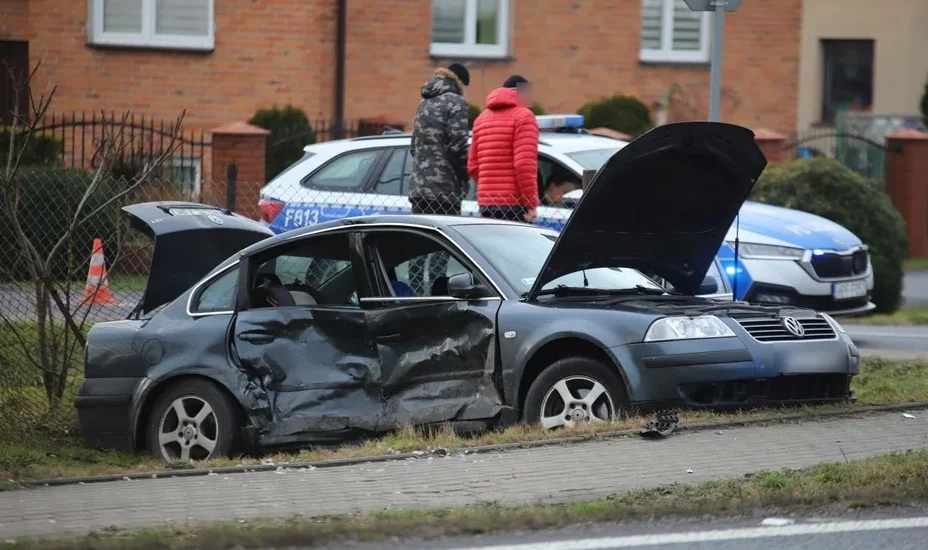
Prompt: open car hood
<box><xmin>527</xmin><ymin>122</ymin><xmax>767</xmax><ymax>299</ymax></box>
<box><xmin>124</xmin><ymin>202</ymin><xmax>273</xmax><ymax>314</ymax></box>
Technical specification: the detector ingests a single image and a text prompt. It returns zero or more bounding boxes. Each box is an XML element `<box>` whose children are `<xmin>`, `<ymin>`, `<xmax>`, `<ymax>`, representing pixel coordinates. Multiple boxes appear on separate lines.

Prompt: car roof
<box><xmin>303</xmin><ymin>132</ymin><xmax>626</xmax><ymax>155</ymax></box>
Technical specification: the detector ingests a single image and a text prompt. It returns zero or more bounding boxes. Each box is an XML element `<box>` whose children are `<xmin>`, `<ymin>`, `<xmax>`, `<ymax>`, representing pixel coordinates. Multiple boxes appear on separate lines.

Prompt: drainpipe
<box><xmin>333</xmin><ymin>0</ymin><xmax>347</xmax><ymax>139</ymax></box>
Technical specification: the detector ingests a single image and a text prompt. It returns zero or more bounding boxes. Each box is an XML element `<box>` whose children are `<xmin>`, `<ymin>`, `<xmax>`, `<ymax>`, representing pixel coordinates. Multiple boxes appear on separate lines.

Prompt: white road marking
<box><xmin>445</xmin><ymin>517</ymin><xmax>928</xmax><ymax>550</ymax></box>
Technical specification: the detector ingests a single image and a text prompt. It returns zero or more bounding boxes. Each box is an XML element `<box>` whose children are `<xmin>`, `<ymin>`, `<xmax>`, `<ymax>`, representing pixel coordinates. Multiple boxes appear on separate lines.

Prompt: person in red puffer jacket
<box><xmin>468</xmin><ymin>75</ymin><xmax>540</xmax><ymax>222</ymax></box>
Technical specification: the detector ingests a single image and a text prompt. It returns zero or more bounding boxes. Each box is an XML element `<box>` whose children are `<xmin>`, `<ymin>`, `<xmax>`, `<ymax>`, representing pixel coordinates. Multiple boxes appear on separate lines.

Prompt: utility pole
<box><xmin>683</xmin><ymin>0</ymin><xmax>743</xmax><ymax>122</ymax></box>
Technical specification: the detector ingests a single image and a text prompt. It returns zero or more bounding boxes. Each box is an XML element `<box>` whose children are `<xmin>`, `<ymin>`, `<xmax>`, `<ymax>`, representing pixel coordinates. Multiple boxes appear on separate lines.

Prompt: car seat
<box><xmin>253</xmin><ymin>272</ymin><xmax>296</xmax><ymax>308</ymax></box>
<box><xmin>392</xmin><ymin>280</ymin><xmax>416</xmax><ymax>297</ymax></box>
<box><xmin>430</xmin><ymin>276</ymin><xmax>450</xmax><ymax>297</ymax></box>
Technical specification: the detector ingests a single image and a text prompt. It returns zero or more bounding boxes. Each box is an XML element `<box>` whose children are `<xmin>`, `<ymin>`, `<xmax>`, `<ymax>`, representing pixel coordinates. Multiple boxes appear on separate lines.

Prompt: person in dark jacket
<box><xmin>408</xmin><ymin>63</ymin><xmax>471</xmax><ymax>216</ymax></box>
<box><xmin>468</xmin><ymin>75</ymin><xmax>540</xmax><ymax>222</ymax></box>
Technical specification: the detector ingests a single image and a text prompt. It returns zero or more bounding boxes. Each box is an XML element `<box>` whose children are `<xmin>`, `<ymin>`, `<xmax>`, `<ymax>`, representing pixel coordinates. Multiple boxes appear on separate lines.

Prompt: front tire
<box><xmin>147</xmin><ymin>379</ymin><xmax>242</xmax><ymax>462</ymax></box>
<box><xmin>523</xmin><ymin>357</ymin><xmax>629</xmax><ymax>430</ymax></box>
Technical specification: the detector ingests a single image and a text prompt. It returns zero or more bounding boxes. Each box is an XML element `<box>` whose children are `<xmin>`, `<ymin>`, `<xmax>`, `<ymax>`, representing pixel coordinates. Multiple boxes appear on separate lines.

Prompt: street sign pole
<box><xmin>684</xmin><ymin>0</ymin><xmax>741</xmax><ymax>122</ymax></box>
<box><xmin>707</xmin><ymin>1</ymin><xmax>726</xmax><ymax>122</ymax></box>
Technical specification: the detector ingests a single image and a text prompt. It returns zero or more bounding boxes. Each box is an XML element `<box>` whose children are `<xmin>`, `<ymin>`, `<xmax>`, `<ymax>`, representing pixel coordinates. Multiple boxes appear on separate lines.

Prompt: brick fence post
<box><xmin>210</xmin><ymin>122</ymin><xmax>270</xmax><ymax>220</ymax></box>
<box><xmin>884</xmin><ymin>128</ymin><xmax>928</xmax><ymax>258</ymax></box>
<box><xmin>753</xmin><ymin>128</ymin><xmax>789</xmax><ymax>163</ymax></box>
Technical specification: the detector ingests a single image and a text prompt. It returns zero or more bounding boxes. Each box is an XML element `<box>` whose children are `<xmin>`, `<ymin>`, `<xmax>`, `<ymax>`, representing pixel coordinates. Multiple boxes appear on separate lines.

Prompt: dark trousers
<box><xmin>409</xmin><ymin>197</ymin><xmax>461</xmax><ymax>216</ymax></box>
<box><xmin>480</xmin><ymin>205</ymin><xmax>527</xmax><ymax>221</ymax></box>
<box><xmin>407</xmin><ymin>197</ymin><xmax>460</xmax><ymax>294</ymax></box>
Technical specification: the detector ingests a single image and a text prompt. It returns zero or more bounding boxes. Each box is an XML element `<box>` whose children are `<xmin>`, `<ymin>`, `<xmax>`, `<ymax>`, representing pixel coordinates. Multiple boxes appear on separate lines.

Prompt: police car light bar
<box><xmin>535</xmin><ymin>114</ymin><xmax>585</xmax><ymax>130</ymax></box>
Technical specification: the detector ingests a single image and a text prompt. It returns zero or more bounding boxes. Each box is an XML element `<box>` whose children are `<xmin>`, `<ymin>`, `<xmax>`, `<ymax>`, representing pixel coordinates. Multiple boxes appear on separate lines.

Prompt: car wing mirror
<box><xmin>698</xmin><ymin>275</ymin><xmax>720</xmax><ymax>295</ymax></box>
<box><xmin>447</xmin><ymin>273</ymin><xmax>490</xmax><ymax>300</ymax></box>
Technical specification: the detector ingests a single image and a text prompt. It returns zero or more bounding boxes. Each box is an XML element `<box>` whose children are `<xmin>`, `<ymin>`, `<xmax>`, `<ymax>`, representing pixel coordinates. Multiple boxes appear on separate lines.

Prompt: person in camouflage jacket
<box><xmin>408</xmin><ymin>63</ymin><xmax>471</xmax><ymax>216</ymax></box>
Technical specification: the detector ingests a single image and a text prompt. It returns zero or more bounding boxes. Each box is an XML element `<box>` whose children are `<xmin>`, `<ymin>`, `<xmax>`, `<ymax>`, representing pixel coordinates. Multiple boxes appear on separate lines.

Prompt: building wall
<box><xmin>1</xmin><ymin>0</ymin><xmax>30</xmax><ymax>41</ymax></box>
<box><xmin>798</xmin><ymin>0</ymin><xmax>928</xmax><ymax>129</ymax></box>
<box><xmin>345</xmin><ymin>0</ymin><xmax>802</xmax><ymax>135</ymax></box>
<box><xmin>11</xmin><ymin>0</ymin><xmax>337</xmax><ymax>130</ymax></box>
<box><xmin>6</xmin><ymin>0</ymin><xmax>801</xmax><ymax>135</ymax></box>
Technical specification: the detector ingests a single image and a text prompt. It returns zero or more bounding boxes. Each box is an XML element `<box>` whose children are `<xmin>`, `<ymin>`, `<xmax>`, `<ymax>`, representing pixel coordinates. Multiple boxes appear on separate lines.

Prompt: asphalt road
<box><xmin>361</xmin><ymin>513</ymin><xmax>928</xmax><ymax>550</ymax></box>
<box><xmin>903</xmin><ymin>271</ymin><xmax>928</xmax><ymax>307</ymax></box>
<box><xmin>846</xmin><ymin>325</ymin><xmax>928</xmax><ymax>359</ymax></box>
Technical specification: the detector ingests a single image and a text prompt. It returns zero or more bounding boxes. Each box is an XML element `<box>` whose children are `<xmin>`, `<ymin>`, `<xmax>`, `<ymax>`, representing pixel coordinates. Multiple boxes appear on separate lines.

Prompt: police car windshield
<box><xmin>565</xmin><ymin>148</ymin><xmax>621</xmax><ymax>171</ymax></box>
<box><xmin>455</xmin><ymin>223</ymin><xmax>662</xmax><ymax>296</ymax></box>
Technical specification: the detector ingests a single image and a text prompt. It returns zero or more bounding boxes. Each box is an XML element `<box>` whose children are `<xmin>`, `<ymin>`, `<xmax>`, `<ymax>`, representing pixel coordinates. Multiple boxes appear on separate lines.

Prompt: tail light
<box><xmin>258</xmin><ymin>198</ymin><xmax>285</xmax><ymax>224</ymax></box>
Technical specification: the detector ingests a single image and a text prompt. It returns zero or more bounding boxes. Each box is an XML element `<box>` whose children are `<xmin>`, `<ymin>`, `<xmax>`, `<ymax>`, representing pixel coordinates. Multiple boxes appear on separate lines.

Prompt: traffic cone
<box><xmin>79</xmin><ymin>238</ymin><xmax>120</xmax><ymax>306</ymax></box>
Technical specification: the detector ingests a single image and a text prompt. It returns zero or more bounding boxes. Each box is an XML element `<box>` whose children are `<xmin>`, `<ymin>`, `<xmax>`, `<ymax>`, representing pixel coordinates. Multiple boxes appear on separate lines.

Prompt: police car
<box><xmin>258</xmin><ymin>114</ymin><xmax>875</xmax><ymax>316</ymax></box>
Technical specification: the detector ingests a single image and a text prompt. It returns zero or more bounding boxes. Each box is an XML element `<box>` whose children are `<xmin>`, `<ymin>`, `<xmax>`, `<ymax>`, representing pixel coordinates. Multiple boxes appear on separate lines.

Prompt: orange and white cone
<box><xmin>79</xmin><ymin>238</ymin><xmax>120</xmax><ymax>306</ymax></box>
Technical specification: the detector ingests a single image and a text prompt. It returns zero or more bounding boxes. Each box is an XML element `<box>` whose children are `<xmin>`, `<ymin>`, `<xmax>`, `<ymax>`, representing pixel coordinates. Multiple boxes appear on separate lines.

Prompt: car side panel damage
<box><xmin>232</xmin><ymin>300</ymin><xmax>505</xmax><ymax>447</ymax></box>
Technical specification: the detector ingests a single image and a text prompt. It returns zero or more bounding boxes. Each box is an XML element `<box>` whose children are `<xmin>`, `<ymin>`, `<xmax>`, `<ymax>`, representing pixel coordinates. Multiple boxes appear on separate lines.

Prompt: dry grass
<box><xmin>2</xmin><ymin>357</ymin><xmax>926</xmax><ymax>488</ymax></box>
<box><xmin>8</xmin><ymin>449</ymin><xmax>928</xmax><ymax>549</ymax></box>
<box><xmin>843</xmin><ymin>306</ymin><xmax>928</xmax><ymax>326</ymax></box>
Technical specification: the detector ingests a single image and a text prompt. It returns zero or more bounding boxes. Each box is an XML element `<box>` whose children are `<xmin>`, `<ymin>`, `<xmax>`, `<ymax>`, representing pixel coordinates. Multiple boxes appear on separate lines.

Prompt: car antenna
<box><xmin>732</xmin><ymin>211</ymin><xmax>741</xmax><ymax>300</ymax></box>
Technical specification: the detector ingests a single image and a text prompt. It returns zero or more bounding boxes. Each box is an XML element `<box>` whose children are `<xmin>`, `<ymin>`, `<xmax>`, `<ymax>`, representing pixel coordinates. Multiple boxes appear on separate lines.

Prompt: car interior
<box><xmin>368</xmin><ymin>231</ymin><xmax>473</xmax><ymax>299</ymax></box>
<box><xmin>249</xmin><ymin>235</ymin><xmax>360</xmax><ymax>309</ymax></box>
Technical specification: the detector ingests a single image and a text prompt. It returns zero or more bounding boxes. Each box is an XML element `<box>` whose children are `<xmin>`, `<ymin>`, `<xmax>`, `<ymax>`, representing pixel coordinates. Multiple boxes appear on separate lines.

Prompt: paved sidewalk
<box><xmin>3</xmin><ymin>410</ymin><xmax>928</xmax><ymax>541</ymax></box>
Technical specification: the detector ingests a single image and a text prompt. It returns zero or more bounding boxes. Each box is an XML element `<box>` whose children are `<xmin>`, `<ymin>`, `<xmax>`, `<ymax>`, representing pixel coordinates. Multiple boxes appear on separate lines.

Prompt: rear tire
<box><xmin>523</xmin><ymin>357</ymin><xmax>629</xmax><ymax>430</ymax></box>
<box><xmin>146</xmin><ymin>379</ymin><xmax>242</xmax><ymax>462</ymax></box>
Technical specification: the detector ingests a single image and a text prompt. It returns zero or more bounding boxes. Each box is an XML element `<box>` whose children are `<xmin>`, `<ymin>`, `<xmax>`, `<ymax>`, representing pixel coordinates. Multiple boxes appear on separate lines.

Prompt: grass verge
<box><xmin>905</xmin><ymin>257</ymin><xmax>928</xmax><ymax>271</ymax></box>
<box><xmin>7</xmin><ymin>449</ymin><xmax>928</xmax><ymax>549</ymax></box>
<box><xmin>2</xmin><ymin>357</ymin><xmax>926</xmax><ymax>488</ymax></box>
<box><xmin>843</xmin><ymin>306</ymin><xmax>928</xmax><ymax>326</ymax></box>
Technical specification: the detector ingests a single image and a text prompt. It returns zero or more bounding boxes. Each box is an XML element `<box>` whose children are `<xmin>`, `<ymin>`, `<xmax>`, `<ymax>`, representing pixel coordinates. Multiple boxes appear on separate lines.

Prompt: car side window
<box><xmin>250</xmin><ymin>234</ymin><xmax>359</xmax><ymax>309</ymax></box>
<box><xmin>192</xmin><ymin>268</ymin><xmax>238</xmax><ymax>314</ymax></box>
<box><xmin>301</xmin><ymin>150</ymin><xmax>381</xmax><ymax>191</ymax></box>
<box><xmin>373</xmin><ymin>148</ymin><xmax>411</xmax><ymax>196</ymax></box>
<box><xmin>373</xmin><ymin>231</ymin><xmax>476</xmax><ymax>298</ymax></box>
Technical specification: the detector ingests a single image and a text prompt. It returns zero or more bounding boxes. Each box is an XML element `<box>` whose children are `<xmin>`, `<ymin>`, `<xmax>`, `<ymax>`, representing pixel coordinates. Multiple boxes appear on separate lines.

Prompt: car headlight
<box><xmin>727</xmin><ymin>242</ymin><xmax>805</xmax><ymax>260</ymax></box>
<box><xmin>644</xmin><ymin>315</ymin><xmax>736</xmax><ymax>342</ymax></box>
<box><xmin>819</xmin><ymin>313</ymin><xmax>847</xmax><ymax>334</ymax></box>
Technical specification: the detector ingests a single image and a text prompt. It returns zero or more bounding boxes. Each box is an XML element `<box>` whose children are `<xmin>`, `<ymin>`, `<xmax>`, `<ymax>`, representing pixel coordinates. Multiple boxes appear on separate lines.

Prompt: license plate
<box><xmin>832</xmin><ymin>281</ymin><xmax>867</xmax><ymax>300</ymax></box>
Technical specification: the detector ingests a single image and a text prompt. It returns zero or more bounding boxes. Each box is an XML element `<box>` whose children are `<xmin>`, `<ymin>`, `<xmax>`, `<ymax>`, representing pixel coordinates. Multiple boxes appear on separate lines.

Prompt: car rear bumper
<box><xmin>613</xmin><ymin>334</ymin><xmax>859</xmax><ymax>408</ymax></box>
<box><xmin>74</xmin><ymin>377</ymin><xmax>146</xmax><ymax>452</ymax></box>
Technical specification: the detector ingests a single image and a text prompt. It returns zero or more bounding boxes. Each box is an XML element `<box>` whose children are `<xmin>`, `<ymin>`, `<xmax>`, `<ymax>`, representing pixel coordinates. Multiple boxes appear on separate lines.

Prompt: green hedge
<box><xmin>248</xmin><ymin>105</ymin><xmax>315</xmax><ymax>181</ymax></box>
<box><xmin>0</xmin><ymin>128</ymin><xmax>63</xmax><ymax>167</ymax></box>
<box><xmin>751</xmin><ymin>158</ymin><xmax>908</xmax><ymax>313</ymax></box>
<box><xmin>0</xmin><ymin>167</ymin><xmax>123</xmax><ymax>282</ymax></box>
<box><xmin>577</xmin><ymin>94</ymin><xmax>654</xmax><ymax>137</ymax></box>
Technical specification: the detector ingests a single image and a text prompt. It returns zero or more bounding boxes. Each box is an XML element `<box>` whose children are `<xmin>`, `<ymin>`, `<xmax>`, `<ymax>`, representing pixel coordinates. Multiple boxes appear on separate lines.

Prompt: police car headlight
<box><xmin>820</xmin><ymin>313</ymin><xmax>847</xmax><ymax>334</ymax></box>
<box><xmin>728</xmin><ymin>242</ymin><xmax>804</xmax><ymax>260</ymax></box>
<box><xmin>644</xmin><ymin>316</ymin><xmax>736</xmax><ymax>342</ymax></box>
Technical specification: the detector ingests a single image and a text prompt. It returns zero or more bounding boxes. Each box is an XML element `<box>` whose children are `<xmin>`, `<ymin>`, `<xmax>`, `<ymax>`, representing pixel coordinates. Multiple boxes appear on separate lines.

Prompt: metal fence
<box><xmin>0</xmin><ymin>168</ymin><xmax>543</xmax><ymax>446</ymax></box>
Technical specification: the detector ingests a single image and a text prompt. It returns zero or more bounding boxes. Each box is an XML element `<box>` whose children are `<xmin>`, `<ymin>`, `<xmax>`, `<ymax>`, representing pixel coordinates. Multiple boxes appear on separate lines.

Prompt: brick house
<box><xmin>2</xmin><ymin>0</ymin><xmax>801</xmax><ymax>174</ymax></box>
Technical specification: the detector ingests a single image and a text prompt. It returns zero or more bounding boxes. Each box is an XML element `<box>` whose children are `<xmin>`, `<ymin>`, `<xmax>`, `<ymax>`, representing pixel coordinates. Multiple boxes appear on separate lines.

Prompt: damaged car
<box><xmin>75</xmin><ymin>122</ymin><xmax>860</xmax><ymax>461</ymax></box>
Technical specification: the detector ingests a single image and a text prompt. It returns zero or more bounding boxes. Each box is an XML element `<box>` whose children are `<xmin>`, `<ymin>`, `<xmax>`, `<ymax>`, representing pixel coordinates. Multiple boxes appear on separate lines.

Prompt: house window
<box><xmin>431</xmin><ymin>0</ymin><xmax>510</xmax><ymax>59</ymax></box>
<box><xmin>89</xmin><ymin>0</ymin><xmax>215</xmax><ymax>51</ymax></box>
<box><xmin>821</xmin><ymin>39</ymin><xmax>874</xmax><ymax>125</ymax></box>
<box><xmin>640</xmin><ymin>0</ymin><xmax>710</xmax><ymax>63</ymax></box>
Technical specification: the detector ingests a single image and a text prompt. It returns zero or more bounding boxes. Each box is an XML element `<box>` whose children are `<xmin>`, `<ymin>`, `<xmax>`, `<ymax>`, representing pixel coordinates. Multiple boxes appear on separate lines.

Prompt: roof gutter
<box><xmin>333</xmin><ymin>0</ymin><xmax>347</xmax><ymax>139</ymax></box>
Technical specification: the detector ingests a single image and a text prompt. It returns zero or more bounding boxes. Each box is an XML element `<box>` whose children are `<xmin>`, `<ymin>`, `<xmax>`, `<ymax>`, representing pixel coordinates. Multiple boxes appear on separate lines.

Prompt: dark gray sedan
<box><xmin>75</xmin><ymin>122</ymin><xmax>860</xmax><ymax>461</ymax></box>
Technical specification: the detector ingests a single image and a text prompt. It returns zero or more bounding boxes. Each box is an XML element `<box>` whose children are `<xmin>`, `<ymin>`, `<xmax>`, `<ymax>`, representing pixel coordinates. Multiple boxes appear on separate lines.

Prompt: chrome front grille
<box><xmin>736</xmin><ymin>316</ymin><xmax>836</xmax><ymax>342</ymax></box>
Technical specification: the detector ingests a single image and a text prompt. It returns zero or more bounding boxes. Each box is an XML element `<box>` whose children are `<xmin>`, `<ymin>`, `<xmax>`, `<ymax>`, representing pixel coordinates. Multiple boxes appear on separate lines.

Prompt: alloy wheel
<box><xmin>539</xmin><ymin>375</ymin><xmax>615</xmax><ymax>429</ymax></box>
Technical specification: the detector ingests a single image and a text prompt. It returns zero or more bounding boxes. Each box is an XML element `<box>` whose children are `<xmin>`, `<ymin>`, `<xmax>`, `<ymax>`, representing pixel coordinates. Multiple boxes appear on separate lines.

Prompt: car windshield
<box><xmin>564</xmin><ymin>148</ymin><xmax>621</xmax><ymax>171</ymax></box>
<box><xmin>455</xmin><ymin>223</ymin><xmax>663</xmax><ymax>296</ymax></box>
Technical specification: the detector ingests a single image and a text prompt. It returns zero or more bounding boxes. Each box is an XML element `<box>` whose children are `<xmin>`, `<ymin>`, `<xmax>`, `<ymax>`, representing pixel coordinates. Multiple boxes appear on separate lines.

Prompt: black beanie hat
<box><xmin>447</xmin><ymin>63</ymin><xmax>470</xmax><ymax>86</ymax></box>
<box><xmin>503</xmin><ymin>74</ymin><xmax>530</xmax><ymax>88</ymax></box>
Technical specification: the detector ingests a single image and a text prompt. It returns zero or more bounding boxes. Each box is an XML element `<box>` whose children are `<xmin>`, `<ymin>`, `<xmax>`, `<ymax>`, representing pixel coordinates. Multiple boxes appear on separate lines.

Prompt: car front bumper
<box><xmin>737</xmin><ymin>257</ymin><xmax>875</xmax><ymax>317</ymax></box>
<box><xmin>74</xmin><ymin>376</ymin><xmax>148</xmax><ymax>452</ymax></box>
<box><xmin>613</xmin><ymin>332</ymin><xmax>859</xmax><ymax>409</ymax></box>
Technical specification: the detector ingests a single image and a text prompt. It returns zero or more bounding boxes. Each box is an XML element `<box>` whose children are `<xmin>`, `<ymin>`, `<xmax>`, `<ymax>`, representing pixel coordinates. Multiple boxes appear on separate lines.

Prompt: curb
<box><xmin>21</xmin><ymin>402</ymin><xmax>928</xmax><ymax>489</ymax></box>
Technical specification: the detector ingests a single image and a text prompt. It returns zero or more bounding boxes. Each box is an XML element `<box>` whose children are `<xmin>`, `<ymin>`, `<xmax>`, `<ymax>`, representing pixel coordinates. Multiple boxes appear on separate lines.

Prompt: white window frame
<box><xmin>430</xmin><ymin>0</ymin><xmax>510</xmax><ymax>59</ymax></box>
<box><xmin>639</xmin><ymin>0</ymin><xmax>711</xmax><ymax>64</ymax></box>
<box><xmin>88</xmin><ymin>0</ymin><xmax>215</xmax><ymax>51</ymax></box>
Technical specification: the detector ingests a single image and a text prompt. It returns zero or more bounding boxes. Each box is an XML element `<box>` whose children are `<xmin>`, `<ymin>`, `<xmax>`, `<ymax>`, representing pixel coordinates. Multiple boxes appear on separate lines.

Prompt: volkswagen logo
<box><xmin>782</xmin><ymin>316</ymin><xmax>805</xmax><ymax>337</ymax></box>
<box><xmin>207</xmin><ymin>214</ymin><xmax>224</xmax><ymax>225</ymax></box>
